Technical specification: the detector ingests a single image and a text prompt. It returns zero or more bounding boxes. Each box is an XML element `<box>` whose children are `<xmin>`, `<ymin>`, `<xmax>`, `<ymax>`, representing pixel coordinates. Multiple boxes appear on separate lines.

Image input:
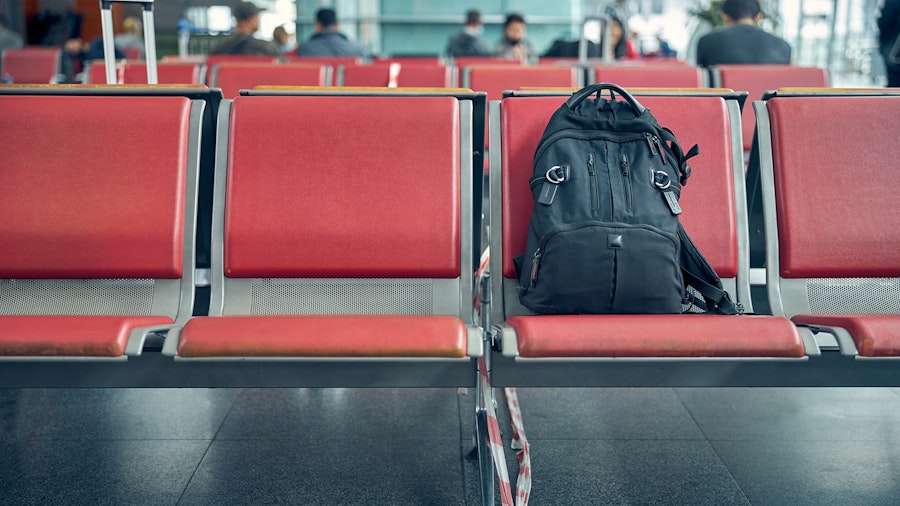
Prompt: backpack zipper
<box><xmin>587</xmin><ymin>152</ymin><xmax>599</xmax><ymax>211</ymax></box>
<box><xmin>643</xmin><ymin>133</ymin><xmax>658</xmax><ymax>156</ymax></box>
<box><xmin>642</xmin><ymin>132</ymin><xmax>669</xmax><ymax>165</ymax></box>
<box><xmin>529</xmin><ymin>249</ymin><xmax>542</xmax><ymax>287</ymax></box>
<box><xmin>653</xmin><ymin>135</ymin><xmax>667</xmax><ymax>164</ymax></box>
<box><xmin>620</xmin><ymin>153</ymin><xmax>633</xmax><ymax>212</ymax></box>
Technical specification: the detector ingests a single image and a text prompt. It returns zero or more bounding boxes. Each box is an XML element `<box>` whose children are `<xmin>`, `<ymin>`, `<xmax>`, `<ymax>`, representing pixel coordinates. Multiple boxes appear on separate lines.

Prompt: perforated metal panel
<box><xmin>249</xmin><ymin>278</ymin><xmax>436</xmax><ymax>315</ymax></box>
<box><xmin>0</xmin><ymin>279</ymin><xmax>156</xmax><ymax>315</ymax></box>
<box><xmin>806</xmin><ymin>278</ymin><xmax>900</xmax><ymax>315</ymax></box>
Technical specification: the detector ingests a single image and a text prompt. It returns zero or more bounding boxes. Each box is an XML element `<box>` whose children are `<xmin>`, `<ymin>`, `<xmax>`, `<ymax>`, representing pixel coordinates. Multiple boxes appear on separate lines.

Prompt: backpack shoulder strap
<box><xmin>677</xmin><ymin>223</ymin><xmax>740</xmax><ymax>315</ymax></box>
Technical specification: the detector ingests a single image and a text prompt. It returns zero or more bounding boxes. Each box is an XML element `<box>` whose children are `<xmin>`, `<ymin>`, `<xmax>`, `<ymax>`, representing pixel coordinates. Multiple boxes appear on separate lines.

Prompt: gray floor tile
<box><xmin>676</xmin><ymin>387</ymin><xmax>900</xmax><ymax>441</ymax></box>
<box><xmin>215</xmin><ymin>388</ymin><xmax>465</xmax><ymax>441</ymax></box>
<box><xmin>180</xmin><ymin>438</ymin><xmax>469</xmax><ymax>505</ymax></box>
<box><xmin>713</xmin><ymin>439</ymin><xmax>900</xmax><ymax>506</ymax></box>
<box><xmin>0</xmin><ymin>388</ymin><xmax>239</xmax><ymax>441</ymax></box>
<box><xmin>522</xmin><ymin>439</ymin><xmax>750</xmax><ymax>506</ymax></box>
<box><xmin>510</xmin><ymin>387</ymin><xmax>706</xmax><ymax>440</ymax></box>
<box><xmin>0</xmin><ymin>439</ymin><xmax>209</xmax><ymax>506</ymax></box>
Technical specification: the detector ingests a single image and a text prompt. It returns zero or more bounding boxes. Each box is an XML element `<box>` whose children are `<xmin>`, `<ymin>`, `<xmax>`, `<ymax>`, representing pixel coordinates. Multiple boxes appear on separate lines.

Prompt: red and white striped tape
<box><xmin>478</xmin><ymin>356</ymin><xmax>532</xmax><ymax>506</ymax></box>
<box><xmin>505</xmin><ymin>387</ymin><xmax>532</xmax><ymax>506</ymax></box>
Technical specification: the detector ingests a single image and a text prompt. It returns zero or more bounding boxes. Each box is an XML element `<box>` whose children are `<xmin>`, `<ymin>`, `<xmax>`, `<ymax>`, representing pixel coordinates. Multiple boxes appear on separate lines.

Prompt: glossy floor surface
<box><xmin>2</xmin><ymin>386</ymin><xmax>900</xmax><ymax>505</ymax></box>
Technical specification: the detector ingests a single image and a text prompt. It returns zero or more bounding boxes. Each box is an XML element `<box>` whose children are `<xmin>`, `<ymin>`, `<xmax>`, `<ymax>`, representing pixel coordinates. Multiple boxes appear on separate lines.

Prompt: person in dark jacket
<box><xmin>695</xmin><ymin>0</ymin><xmax>791</xmax><ymax>67</ymax></box>
<box><xmin>878</xmin><ymin>0</ymin><xmax>900</xmax><ymax>87</ymax></box>
<box><xmin>295</xmin><ymin>8</ymin><xmax>366</xmax><ymax>58</ymax></box>
<box><xmin>446</xmin><ymin>9</ymin><xmax>490</xmax><ymax>58</ymax></box>
<box><xmin>208</xmin><ymin>1</ymin><xmax>280</xmax><ymax>56</ymax></box>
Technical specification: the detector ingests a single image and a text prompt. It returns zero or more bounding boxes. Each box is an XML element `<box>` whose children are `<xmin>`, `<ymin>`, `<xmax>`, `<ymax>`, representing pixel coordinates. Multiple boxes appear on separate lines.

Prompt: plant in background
<box><xmin>688</xmin><ymin>0</ymin><xmax>780</xmax><ymax>30</ymax></box>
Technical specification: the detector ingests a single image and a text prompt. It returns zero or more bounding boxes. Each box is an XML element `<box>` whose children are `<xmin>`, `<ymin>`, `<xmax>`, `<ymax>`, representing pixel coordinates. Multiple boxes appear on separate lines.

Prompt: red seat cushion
<box><xmin>178</xmin><ymin>315</ymin><xmax>468</xmax><ymax>358</ymax></box>
<box><xmin>506</xmin><ymin>314</ymin><xmax>804</xmax><ymax>358</ymax></box>
<box><xmin>0</xmin><ymin>315</ymin><xmax>174</xmax><ymax>357</ymax></box>
<box><xmin>792</xmin><ymin>314</ymin><xmax>900</xmax><ymax>357</ymax></box>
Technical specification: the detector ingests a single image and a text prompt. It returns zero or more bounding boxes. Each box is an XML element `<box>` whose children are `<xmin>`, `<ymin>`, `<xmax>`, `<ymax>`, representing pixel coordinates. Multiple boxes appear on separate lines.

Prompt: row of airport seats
<box><xmin>2</xmin><ymin>84</ymin><xmax>897</xmax><ymax>503</ymax></box>
<box><xmin>2</xmin><ymin>46</ymin><xmax>829</xmax><ymax>142</ymax></box>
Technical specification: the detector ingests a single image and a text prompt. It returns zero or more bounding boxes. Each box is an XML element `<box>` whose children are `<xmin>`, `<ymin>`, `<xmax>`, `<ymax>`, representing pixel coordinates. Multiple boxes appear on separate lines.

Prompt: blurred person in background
<box><xmin>0</xmin><ymin>13</ymin><xmax>24</xmax><ymax>53</ymax></box>
<box><xmin>446</xmin><ymin>9</ymin><xmax>490</xmax><ymax>58</ymax></box>
<box><xmin>494</xmin><ymin>13</ymin><xmax>537</xmax><ymax>64</ymax></box>
<box><xmin>695</xmin><ymin>0</ymin><xmax>790</xmax><ymax>66</ymax></box>
<box><xmin>272</xmin><ymin>25</ymin><xmax>295</xmax><ymax>54</ymax></box>
<box><xmin>209</xmin><ymin>1</ymin><xmax>280</xmax><ymax>56</ymax></box>
<box><xmin>878</xmin><ymin>0</ymin><xmax>900</xmax><ymax>86</ymax></box>
<box><xmin>295</xmin><ymin>8</ymin><xmax>366</xmax><ymax>57</ymax></box>
<box><xmin>114</xmin><ymin>16</ymin><xmax>145</xmax><ymax>59</ymax></box>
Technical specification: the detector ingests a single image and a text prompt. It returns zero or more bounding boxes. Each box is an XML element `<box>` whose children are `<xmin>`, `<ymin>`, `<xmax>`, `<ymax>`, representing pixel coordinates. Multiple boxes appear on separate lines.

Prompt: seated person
<box><xmin>208</xmin><ymin>1</ymin><xmax>280</xmax><ymax>56</ymax></box>
<box><xmin>295</xmin><ymin>8</ymin><xmax>367</xmax><ymax>58</ymax></box>
<box><xmin>696</xmin><ymin>0</ymin><xmax>791</xmax><ymax>66</ymax></box>
<box><xmin>114</xmin><ymin>16</ymin><xmax>145</xmax><ymax>59</ymax></box>
<box><xmin>446</xmin><ymin>9</ymin><xmax>490</xmax><ymax>58</ymax></box>
<box><xmin>494</xmin><ymin>13</ymin><xmax>537</xmax><ymax>64</ymax></box>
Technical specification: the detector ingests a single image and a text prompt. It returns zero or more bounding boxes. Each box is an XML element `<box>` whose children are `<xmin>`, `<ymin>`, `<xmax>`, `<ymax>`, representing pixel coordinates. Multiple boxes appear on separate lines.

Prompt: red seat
<box><xmin>84</xmin><ymin>59</ymin><xmax>123</xmax><ymax>84</ymax></box>
<box><xmin>1</xmin><ymin>47</ymin><xmax>61</xmax><ymax>83</ymax></box>
<box><xmin>463</xmin><ymin>65</ymin><xmax>580</xmax><ymax>154</ymax></box>
<box><xmin>341</xmin><ymin>62</ymin><xmax>452</xmax><ymax>88</ymax></box>
<box><xmin>463</xmin><ymin>64</ymin><xmax>580</xmax><ymax>104</ymax></box>
<box><xmin>756</xmin><ymin>94</ymin><xmax>900</xmax><ymax>357</ymax></box>
<box><xmin>487</xmin><ymin>90</ymin><xmax>805</xmax><ymax>385</ymax></box>
<box><xmin>453</xmin><ymin>57</ymin><xmax>523</xmax><ymax>70</ymax></box>
<box><xmin>123</xmin><ymin>61</ymin><xmax>204</xmax><ymax>84</ymax></box>
<box><xmin>592</xmin><ymin>64</ymin><xmax>705</xmax><ymax>88</ymax></box>
<box><xmin>713</xmin><ymin>65</ymin><xmax>829</xmax><ymax>151</ymax></box>
<box><xmin>0</xmin><ymin>94</ymin><xmax>200</xmax><ymax>357</ymax></box>
<box><xmin>166</xmin><ymin>91</ymin><xmax>481</xmax><ymax>374</ymax></box>
<box><xmin>210</xmin><ymin>62</ymin><xmax>330</xmax><ymax>98</ymax></box>
<box><xmin>285</xmin><ymin>55</ymin><xmax>362</xmax><ymax>67</ymax></box>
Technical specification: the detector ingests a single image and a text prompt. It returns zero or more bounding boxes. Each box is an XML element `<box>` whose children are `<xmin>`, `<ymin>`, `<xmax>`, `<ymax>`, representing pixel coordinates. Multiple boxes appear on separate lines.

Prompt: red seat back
<box><xmin>224</xmin><ymin>95</ymin><xmax>462</xmax><ymax>278</ymax></box>
<box><xmin>765</xmin><ymin>96</ymin><xmax>900</xmax><ymax>279</ymax></box>
<box><xmin>341</xmin><ymin>63</ymin><xmax>452</xmax><ymax>88</ymax></box>
<box><xmin>0</xmin><ymin>95</ymin><xmax>192</xmax><ymax>279</ymax></box>
<box><xmin>123</xmin><ymin>62</ymin><xmax>203</xmax><ymax>84</ymax></box>
<box><xmin>1</xmin><ymin>47</ymin><xmax>61</xmax><ymax>84</ymax></box>
<box><xmin>715</xmin><ymin>65</ymin><xmax>828</xmax><ymax>151</ymax></box>
<box><xmin>211</xmin><ymin>63</ymin><xmax>329</xmax><ymax>98</ymax></box>
<box><xmin>593</xmin><ymin>64</ymin><xmax>704</xmax><ymax>88</ymax></box>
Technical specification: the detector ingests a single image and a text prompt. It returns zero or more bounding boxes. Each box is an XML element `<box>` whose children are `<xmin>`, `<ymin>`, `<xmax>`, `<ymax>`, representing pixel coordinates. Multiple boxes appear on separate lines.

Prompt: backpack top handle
<box><xmin>566</xmin><ymin>82</ymin><xmax>646</xmax><ymax>115</ymax></box>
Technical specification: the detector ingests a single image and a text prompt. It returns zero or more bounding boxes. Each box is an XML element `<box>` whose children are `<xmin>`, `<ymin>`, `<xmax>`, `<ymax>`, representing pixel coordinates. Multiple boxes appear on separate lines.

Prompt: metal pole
<box><xmin>98</xmin><ymin>0</ymin><xmax>157</xmax><ymax>84</ymax></box>
<box><xmin>142</xmin><ymin>2</ymin><xmax>158</xmax><ymax>84</ymax></box>
<box><xmin>99</xmin><ymin>1</ymin><xmax>118</xmax><ymax>84</ymax></box>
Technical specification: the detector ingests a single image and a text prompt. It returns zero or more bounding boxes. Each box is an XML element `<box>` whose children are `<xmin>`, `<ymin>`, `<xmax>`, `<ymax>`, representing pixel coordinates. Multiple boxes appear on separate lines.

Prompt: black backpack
<box><xmin>515</xmin><ymin>83</ymin><xmax>738</xmax><ymax>315</ymax></box>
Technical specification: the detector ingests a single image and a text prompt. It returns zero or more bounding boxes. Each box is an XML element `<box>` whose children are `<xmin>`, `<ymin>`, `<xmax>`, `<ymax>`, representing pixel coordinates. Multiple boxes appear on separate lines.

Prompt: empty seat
<box><xmin>123</xmin><ymin>61</ymin><xmax>204</xmax><ymax>84</ymax></box>
<box><xmin>0</xmin><ymin>93</ymin><xmax>201</xmax><ymax>359</ymax></box>
<box><xmin>164</xmin><ymin>90</ymin><xmax>482</xmax><ymax>387</ymax></box>
<box><xmin>463</xmin><ymin>65</ymin><xmax>580</xmax><ymax>154</ymax></box>
<box><xmin>340</xmin><ymin>62</ymin><xmax>452</xmax><ymax>87</ymax></box>
<box><xmin>755</xmin><ymin>93</ymin><xmax>900</xmax><ymax>358</ymax></box>
<box><xmin>84</xmin><ymin>59</ymin><xmax>123</xmax><ymax>84</ymax></box>
<box><xmin>210</xmin><ymin>62</ymin><xmax>331</xmax><ymax>98</ymax></box>
<box><xmin>711</xmin><ymin>65</ymin><xmax>829</xmax><ymax>152</ymax></box>
<box><xmin>592</xmin><ymin>64</ymin><xmax>705</xmax><ymax>87</ymax></box>
<box><xmin>462</xmin><ymin>64</ymin><xmax>581</xmax><ymax>102</ymax></box>
<box><xmin>488</xmin><ymin>90</ymin><xmax>808</xmax><ymax>387</ymax></box>
<box><xmin>1</xmin><ymin>47</ymin><xmax>62</xmax><ymax>84</ymax></box>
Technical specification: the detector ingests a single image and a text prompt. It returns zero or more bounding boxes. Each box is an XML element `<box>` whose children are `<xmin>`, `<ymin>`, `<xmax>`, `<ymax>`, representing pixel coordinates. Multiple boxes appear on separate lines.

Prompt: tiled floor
<box><xmin>2</xmin><ymin>386</ymin><xmax>900</xmax><ymax>505</ymax></box>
